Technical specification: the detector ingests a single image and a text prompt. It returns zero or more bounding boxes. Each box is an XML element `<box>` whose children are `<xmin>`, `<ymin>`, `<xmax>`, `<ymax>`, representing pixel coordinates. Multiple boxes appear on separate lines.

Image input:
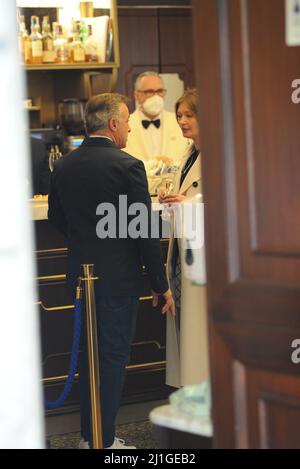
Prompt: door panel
<box><xmin>159</xmin><ymin>8</ymin><xmax>195</xmax><ymax>87</ymax></box>
<box><xmin>193</xmin><ymin>0</ymin><xmax>300</xmax><ymax>447</ymax></box>
<box><xmin>116</xmin><ymin>8</ymin><xmax>159</xmax><ymax>101</ymax></box>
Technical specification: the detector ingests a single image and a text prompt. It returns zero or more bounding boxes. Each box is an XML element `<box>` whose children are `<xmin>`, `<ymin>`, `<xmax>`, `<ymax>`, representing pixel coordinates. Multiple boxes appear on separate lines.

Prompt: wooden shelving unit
<box><xmin>21</xmin><ymin>0</ymin><xmax>119</xmax><ymax>127</ymax></box>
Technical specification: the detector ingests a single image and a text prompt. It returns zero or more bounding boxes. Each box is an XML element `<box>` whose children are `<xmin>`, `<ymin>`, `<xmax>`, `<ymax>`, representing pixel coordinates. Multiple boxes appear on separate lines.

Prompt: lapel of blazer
<box><xmin>178</xmin><ymin>151</ymin><xmax>201</xmax><ymax>195</ymax></box>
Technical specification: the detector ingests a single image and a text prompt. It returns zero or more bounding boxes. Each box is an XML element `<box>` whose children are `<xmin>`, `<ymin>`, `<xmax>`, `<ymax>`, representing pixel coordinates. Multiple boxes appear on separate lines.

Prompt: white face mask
<box><xmin>142</xmin><ymin>95</ymin><xmax>164</xmax><ymax>117</ymax></box>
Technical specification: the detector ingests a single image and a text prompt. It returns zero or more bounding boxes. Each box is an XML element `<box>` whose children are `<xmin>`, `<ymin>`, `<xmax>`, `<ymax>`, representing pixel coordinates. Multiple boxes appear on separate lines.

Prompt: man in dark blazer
<box><xmin>48</xmin><ymin>93</ymin><xmax>174</xmax><ymax>449</ymax></box>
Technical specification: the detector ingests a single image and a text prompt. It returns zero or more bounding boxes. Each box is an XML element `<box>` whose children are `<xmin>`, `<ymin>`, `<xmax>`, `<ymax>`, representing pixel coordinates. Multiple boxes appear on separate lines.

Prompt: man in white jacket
<box><xmin>123</xmin><ymin>71</ymin><xmax>189</xmax><ymax>162</ymax></box>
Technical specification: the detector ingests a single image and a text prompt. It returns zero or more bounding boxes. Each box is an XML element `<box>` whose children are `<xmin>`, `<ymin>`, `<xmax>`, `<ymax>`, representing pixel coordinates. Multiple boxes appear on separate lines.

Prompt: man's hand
<box><xmin>152</xmin><ymin>289</ymin><xmax>175</xmax><ymax>317</ymax></box>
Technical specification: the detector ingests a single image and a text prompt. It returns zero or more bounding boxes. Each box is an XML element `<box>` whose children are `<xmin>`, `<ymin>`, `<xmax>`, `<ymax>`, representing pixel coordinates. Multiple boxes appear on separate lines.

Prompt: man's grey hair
<box><xmin>134</xmin><ymin>71</ymin><xmax>164</xmax><ymax>91</ymax></box>
<box><xmin>84</xmin><ymin>93</ymin><xmax>129</xmax><ymax>134</ymax></box>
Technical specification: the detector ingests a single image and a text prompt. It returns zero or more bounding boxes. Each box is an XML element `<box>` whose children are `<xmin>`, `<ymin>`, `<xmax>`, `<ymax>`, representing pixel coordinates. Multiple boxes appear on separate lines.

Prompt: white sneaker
<box><xmin>78</xmin><ymin>438</ymin><xmax>90</xmax><ymax>449</ymax></box>
<box><xmin>105</xmin><ymin>437</ymin><xmax>136</xmax><ymax>449</ymax></box>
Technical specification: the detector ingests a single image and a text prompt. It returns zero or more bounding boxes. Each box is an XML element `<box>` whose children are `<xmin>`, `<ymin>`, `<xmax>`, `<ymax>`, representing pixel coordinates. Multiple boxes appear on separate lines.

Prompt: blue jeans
<box><xmin>79</xmin><ymin>296</ymin><xmax>139</xmax><ymax>447</ymax></box>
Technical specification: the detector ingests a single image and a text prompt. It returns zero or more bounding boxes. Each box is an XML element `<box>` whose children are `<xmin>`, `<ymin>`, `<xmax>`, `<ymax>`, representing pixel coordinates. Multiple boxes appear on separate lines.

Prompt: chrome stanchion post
<box><xmin>81</xmin><ymin>264</ymin><xmax>103</xmax><ymax>449</ymax></box>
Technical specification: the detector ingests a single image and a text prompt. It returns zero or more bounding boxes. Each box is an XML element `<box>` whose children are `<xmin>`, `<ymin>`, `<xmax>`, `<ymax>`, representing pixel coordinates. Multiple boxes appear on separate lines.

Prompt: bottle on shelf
<box><xmin>52</xmin><ymin>22</ymin><xmax>59</xmax><ymax>41</ymax></box>
<box><xmin>30</xmin><ymin>16</ymin><xmax>43</xmax><ymax>64</ymax></box>
<box><xmin>72</xmin><ymin>21</ymin><xmax>85</xmax><ymax>63</ymax></box>
<box><xmin>84</xmin><ymin>24</ymin><xmax>99</xmax><ymax>62</ymax></box>
<box><xmin>54</xmin><ymin>24</ymin><xmax>69</xmax><ymax>63</ymax></box>
<box><xmin>42</xmin><ymin>16</ymin><xmax>55</xmax><ymax>64</ymax></box>
<box><xmin>79</xmin><ymin>21</ymin><xmax>88</xmax><ymax>45</ymax></box>
<box><xmin>105</xmin><ymin>18</ymin><xmax>114</xmax><ymax>62</ymax></box>
<box><xmin>66</xmin><ymin>19</ymin><xmax>76</xmax><ymax>63</ymax></box>
<box><xmin>18</xmin><ymin>14</ymin><xmax>29</xmax><ymax>63</ymax></box>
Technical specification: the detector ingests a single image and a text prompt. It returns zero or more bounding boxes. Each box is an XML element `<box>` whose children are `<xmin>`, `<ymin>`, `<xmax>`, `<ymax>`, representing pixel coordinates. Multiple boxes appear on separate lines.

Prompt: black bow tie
<box><xmin>142</xmin><ymin>119</ymin><xmax>161</xmax><ymax>129</ymax></box>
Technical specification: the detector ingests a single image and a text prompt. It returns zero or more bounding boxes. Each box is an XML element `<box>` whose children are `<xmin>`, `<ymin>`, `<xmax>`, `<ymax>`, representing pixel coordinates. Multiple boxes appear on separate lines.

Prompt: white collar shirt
<box><xmin>139</xmin><ymin>109</ymin><xmax>163</xmax><ymax>158</ymax></box>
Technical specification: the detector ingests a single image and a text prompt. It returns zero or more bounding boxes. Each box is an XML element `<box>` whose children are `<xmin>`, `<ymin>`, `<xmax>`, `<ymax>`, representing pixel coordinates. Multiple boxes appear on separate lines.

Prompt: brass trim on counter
<box><xmin>139</xmin><ymin>296</ymin><xmax>153</xmax><ymax>301</ymax></box>
<box><xmin>42</xmin><ymin>361</ymin><xmax>166</xmax><ymax>384</ymax></box>
<box><xmin>37</xmin><ymin>301</ymin><xmax>74</xmax><ymax>312</ymax></box>
<box><xmin>43</xmin><ymin>374</ymin><xmax>75</xmax><ymax>384</ymax></box>
<box><xmin>36</xmin><ymin>274</ymin><xmax>66</xmax><ymax>282</ymax></box>
<box><xmin>132</xmin><ymin>340</ymin><xmax>165</xmax><ymax>350</ymax></box>
<box><xmin>35</xmin><ymin>248</ymin><xmax>68</xmax><ymax>254</ymax></box>
<box><xmin>127</xmin><ymin>360</ymin><xmax>166</xmax><ymax>371</ymax></box>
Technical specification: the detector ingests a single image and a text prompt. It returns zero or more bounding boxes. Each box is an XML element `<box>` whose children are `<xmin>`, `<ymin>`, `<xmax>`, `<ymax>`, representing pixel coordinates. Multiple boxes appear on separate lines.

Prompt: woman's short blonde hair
<box><xmin>175</xmin><ymin>88</ymin><xmax>198</xmax><ymax>119</ymax></box>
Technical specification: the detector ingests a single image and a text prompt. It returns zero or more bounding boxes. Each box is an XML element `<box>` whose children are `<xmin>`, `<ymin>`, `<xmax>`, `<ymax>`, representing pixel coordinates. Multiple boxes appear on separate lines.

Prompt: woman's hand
<box><xmin>159</xmin><ymin>193</ymin><xmax>186</xmax><ymax>204</ymax></box>
<box><xmin>161</xmin><ymin>289</ymin><xmax>175</xmax><ymax>317</ymax></box>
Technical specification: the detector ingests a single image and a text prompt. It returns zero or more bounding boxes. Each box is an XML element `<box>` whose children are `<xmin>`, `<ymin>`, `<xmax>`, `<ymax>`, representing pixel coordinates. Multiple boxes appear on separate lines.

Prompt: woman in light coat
<box><xmin>159</xmin><ymin>89</ymin><xmax>210</xmax><ymax>388</ymax></box>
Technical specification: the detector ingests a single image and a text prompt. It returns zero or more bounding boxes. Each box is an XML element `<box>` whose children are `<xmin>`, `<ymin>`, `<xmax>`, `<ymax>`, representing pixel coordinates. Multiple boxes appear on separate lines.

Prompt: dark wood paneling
<box><xmin>193</xmin><ymin>0</ymin><xmax>300</xmax><ymax>448</ymax></box>
<box><xmin>153</xmin><ymin>425</ymin><xmax>212</xmax><ymax>449</ymax></box>
<box><xmin>248</xmin><ymin>369</ymin><xmax>300</xmax><ymax>448</ymax></box>
<box><xmin>116</xmin><ymin>8</ymin><xmax>159</xmax><ymax>105</ymax></box>
<box><xmin>116</xmin><ymin>7</ymin><xmax>195</xmax><ymax>108</ymax></box>
<box><xmin>246</xmin><ymin>0</ymin><xmax>300</xmax><ymax>255</ymax></box>
<box><xmin>158</xmin><ymin>8</ymin><xmax>195</xmax><ymax>87</ymax></box>
<box><xmin>230</xmin><ymin>0</ymin><xmax>300</xmax><ymax>284</ymax></box>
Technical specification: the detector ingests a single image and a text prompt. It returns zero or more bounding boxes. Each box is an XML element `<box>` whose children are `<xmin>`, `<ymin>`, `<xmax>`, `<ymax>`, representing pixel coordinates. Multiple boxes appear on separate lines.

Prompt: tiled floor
<box><xmin>48</xmin><ymin>420</ymin><xmax>159</xmax><ymax>449</ymax></box>
<box><xmin>46</xmin><ymin>399</ymin><xmax>168</xmax><ymax>437</ymax></box>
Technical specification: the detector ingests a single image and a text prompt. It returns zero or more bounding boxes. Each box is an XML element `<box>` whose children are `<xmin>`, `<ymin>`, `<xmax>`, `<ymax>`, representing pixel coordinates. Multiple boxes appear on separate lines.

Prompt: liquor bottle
<box><xmin>42</xmin><ymin>16</ymin><xmax>55</xmax><ymax>64</ymax></box>
<box><xmin>66</xmin><ymin>19</ymin><xmax>76</xmax><ymax>63</ymax></box>
<box><xmin>24</xmin><ymin>33</ymin><xmax>32</xmax><ymax>64</ymax></box>
<box><xmin>30</xmin><ymin>16</ymin><xmax>43</xmax><ymax>64</ymax></box>
<box><xmin>105</xmin><ymin>18</ymin><xmax>114</xmax><ymax>62</ymax></box>
<box><xmin>84</xmin><ymin>25</ymin><xmax>99</xmax><ymax>62</ymax></box>
<box><xmin>52</xmin><ymin>22</ymin><xmax>59</xmax><ymax>41</ymax></box>
<box><xmin>79</xmin><ymin>21</ymin><xmax>88</xmax><ymax>45</ymax></box>
<box><xmin>54</xmin><ymin>25</ymin><xmax>69</xmax><ymax>63</ymax></box>
<box><xmin>72</xmin><ymin>22</ymin><xmax>85</xmax><ymax>63</ymax></box>
<box><xmin>18</xmin><ymin>14</ymin><xmax>28</xmax><ymax>63</ymax></box>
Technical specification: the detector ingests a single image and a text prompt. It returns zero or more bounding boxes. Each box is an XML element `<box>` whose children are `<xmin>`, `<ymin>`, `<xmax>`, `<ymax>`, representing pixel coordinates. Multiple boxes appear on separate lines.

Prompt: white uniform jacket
<box><xmin>123</xmin><ymin>109</ymin><xmax>189</xmax><ymax>161</ymax></box>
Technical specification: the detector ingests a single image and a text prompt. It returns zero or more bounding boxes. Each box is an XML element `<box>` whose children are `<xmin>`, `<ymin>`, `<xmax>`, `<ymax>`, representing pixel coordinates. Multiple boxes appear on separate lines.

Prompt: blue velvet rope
<box><xmin>44</xmin><ymin>298</ymin><xmax>82</xmax><ymax>409</ymax></box>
